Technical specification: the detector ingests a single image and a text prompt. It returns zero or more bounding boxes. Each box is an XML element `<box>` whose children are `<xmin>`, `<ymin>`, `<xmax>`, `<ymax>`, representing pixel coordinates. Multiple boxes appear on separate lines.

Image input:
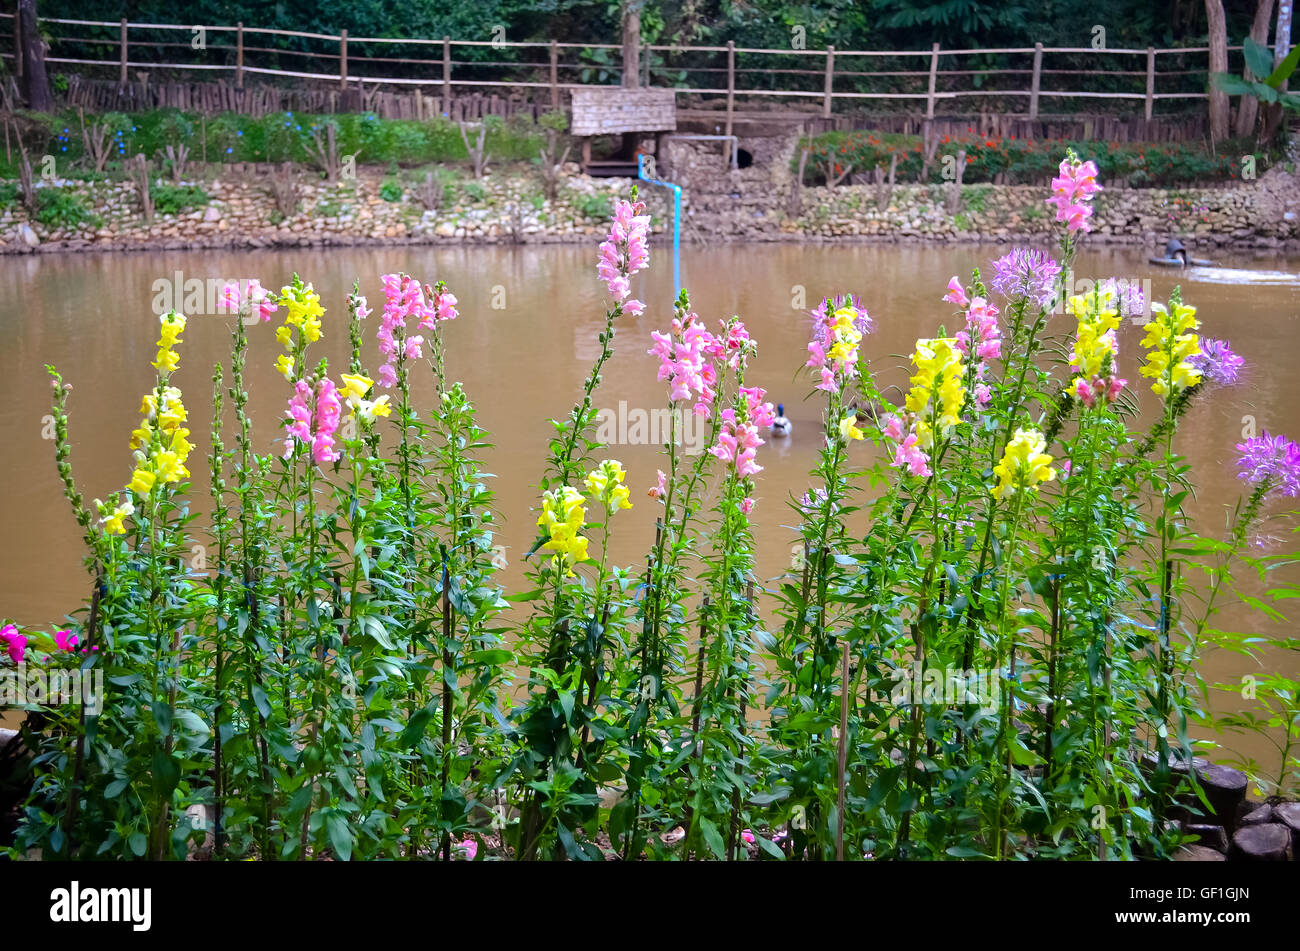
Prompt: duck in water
<box><xmin>770</xmin><ymin>403</ymin><xmax>792</xmax><ymax>437</ymax></box>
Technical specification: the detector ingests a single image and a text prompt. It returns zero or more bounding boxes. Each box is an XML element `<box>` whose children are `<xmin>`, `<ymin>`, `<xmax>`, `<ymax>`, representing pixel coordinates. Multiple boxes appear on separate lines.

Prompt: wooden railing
<box><xmin>0</xmin><ymin>14</ymin><xmax>1242</xmax><ymax>122</ymax></box>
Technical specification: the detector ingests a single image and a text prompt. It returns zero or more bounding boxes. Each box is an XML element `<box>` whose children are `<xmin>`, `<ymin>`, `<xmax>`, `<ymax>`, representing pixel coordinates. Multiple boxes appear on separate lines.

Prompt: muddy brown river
<box><xmin>1</xmin><ymin>242</ymin><xmax>1297</xmax><ymax>777</ymax></box>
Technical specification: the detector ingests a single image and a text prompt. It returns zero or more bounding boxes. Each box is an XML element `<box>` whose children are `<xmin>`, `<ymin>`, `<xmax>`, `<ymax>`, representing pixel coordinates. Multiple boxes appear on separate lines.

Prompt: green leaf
<box><xmin>399</xmin><ymin>708</ymin><xmax>432</xmax><ymax>749</ymax></box>
<box><xmin>1210</xmin><ymin>73</ymin><xmax>1257</xmax><ymax>97</ymax></box>
<box><xmin>128</xmin><ymin>832</ymin><xmax>147</xmax><ymax>857</ymax></box>
<box><xmin>1244</xmin><ymin>36</ymin><xmax>1274</xmax><ymax>82</ymax></box>
<box><xmin>251</xmin><ymin>684</ymin><xmax>271</xmax><ymax>719</ymax></box>
<box><xmin>468</xmin><ymin>649</ymin><xmax>513</xmax><ymax>666</ymax></box>
<box><xmin>1265</xmin><ymin>41</ymin><xmax>1300</xmax><ymax>89</ymax></box>
<box><xmin>151</xmin><ymin>750</ymin><xmax>181</xmax><ymax>802</ymax></box>
<box><xmin>699</xmin><ymin>817</ymin><xmax>726</xmax><ymax>859</ymax></box>
<box><xmin>325</xmin><ymin>812</ymin><xmax>354</xmax><ymax>861</ymax></box>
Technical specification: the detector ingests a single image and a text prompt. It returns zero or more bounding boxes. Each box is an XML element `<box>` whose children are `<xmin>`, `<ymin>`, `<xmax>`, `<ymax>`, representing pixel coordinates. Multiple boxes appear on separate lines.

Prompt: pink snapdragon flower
<box><xmin>285</xmin><ymin>377</ymin><xmax>342</xmax><ymax>464</ymax></box>
<box><xmin>710</xmin><ymin>407</ymin><xmax>767</xmax><ymax>479</ymax></box>
<box><xmin>649</xmin><ymin>311</ymin><xmax>719</xmax><ymax>414</ymax></box>
<box><xmin>1045</xmin><ymin>155</ymin><xmax>1102</xmax><ymax>233</ymax></box>
<box><xmin>892</xmin><ymin>433</ymin><xmax>933</xmax><ymax>478</ymax></box>
<box><xmin>1</xmin><ymin>623</ymin><xmax>26</xmax><ymax>664</ymax></box>
<box><xmin>221</xmin><ymin>279</ymin><xmax>277</xmax><ymax>321</ymax></box>
<box><xmin>285</xmin><ymin>379</ymin><xmax>314</xmax><ymax>454</ymax></box>
<box><xmin>597</xmin><ymin>198</ymin><xmax>650</xmax><ymax>314</ymax></box>
<box><xmin>418</xmin><ymin>281</ymin><xmax>459</xmax><ymax>329</ymax></box>
<box><xmin>648</xmin><ymin>469</ymin><xmax>668</xmax><ymax>501</ymax></box>
<box><xmin>377</xmin><ymin>273</ymin><xmax>434</xmax><ymax>389</ymax></box>
<box><xmin>312</xmin><ymin>378</ymin><xmax>343</xmax><ymax>464</ymax></box>
<box><xmin>943</xmin><ymin>277</ymin><xmax>969</xmax><ymax>308</ymax></box>
<box><xmin>1073</xmin><ymin>374</ymin><xmax>1126</xmax><ymax>410</ymax></box>
<box><xmin>951</xmin><ymin>291</ymin><xmax>1002</xmax><ymax>407</ymax></box>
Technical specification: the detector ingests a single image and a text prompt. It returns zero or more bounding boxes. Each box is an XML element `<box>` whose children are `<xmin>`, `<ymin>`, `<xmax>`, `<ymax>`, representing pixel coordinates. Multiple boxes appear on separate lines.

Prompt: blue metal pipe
<box><xmin>637</xmin><ymin>153</ymin><xmax>682</xmax><ymax>297</ymax></box>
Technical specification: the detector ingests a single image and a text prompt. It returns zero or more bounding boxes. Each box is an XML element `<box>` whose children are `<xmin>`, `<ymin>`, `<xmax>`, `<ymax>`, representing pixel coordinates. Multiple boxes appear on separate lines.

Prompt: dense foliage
<box><xmin>798</xmin><ymin>130</ymin><xmax>1248</xmax><ymax>187</ymax></box>
<box><xmin>3</xmin><ymin>157</ymin><xmax>1298</xmax><ymax>861</ymax></box>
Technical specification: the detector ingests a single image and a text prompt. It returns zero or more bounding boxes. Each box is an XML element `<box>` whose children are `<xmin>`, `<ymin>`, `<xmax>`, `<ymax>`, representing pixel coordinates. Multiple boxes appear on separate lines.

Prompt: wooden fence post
<box><xmin>119</xmin><ymin>18</ymin><xmax>128</xmax><ymax>85</ymax></box>
<box><xmin>442</xmin><ymin>36</ymin><xmax>451</xmax><ymax>117</ymax></box>
<box><xmin>549</xmin><ymin>39</ymin><xmax>559</xmax><ymax>109</ymax></box>
<box><xmin>725</xmin><ymin>40</ymin><xmax>735</xmax><ymax>159</ymax></box>
<box><xmin>235</xmin><ymin>22</ymin><xmax>244</xmax><ymax>89</ymax></box>
<box><xmin>1145</xmin><ymin>47</ymin><xmax>1156</xmax><ymax>122</ymax></box>
<box><xmin>339</xmin><ymin>30</ymin><xmax>348</xmax><ymax>89</ymax></box>
<box><xmin>823</xmin><ymin>44</ymin><xmax>835</xmax><ymax>118</ymax></box>
<box><xmin>926</xmin><ymin>42</ymin><xmax>939</xmax><ymax>119</ymax></box>
<box><xmin>1029</xmin><ymin>42</ymin><xmax>1043</xmax><ymax>119</ymax></box>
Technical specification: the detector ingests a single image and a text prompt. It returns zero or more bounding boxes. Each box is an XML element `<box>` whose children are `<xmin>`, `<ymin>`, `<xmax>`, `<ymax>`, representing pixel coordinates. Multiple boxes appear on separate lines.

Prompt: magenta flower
<box><xmin>55</xmin><ymin>629</ymin><xmax>79</xmax><ymax>652</ymax></box>
<box><xmin>891</xmin><ymin>433</ymin><xmax>933</xmax><ymax>478</ymax></box>
<box><xmin>223</xmin><ymin>279</ymin><xmax>277</xmax><ymax>321</ymax></box>
<box><xmin>418</xmin><ymin>281</ymin><xmax>459</xmax><ymax>329</ymax></box>
<box><xmin>741</xmin><ymin>829</ymin><xmax>756</xmax><ymax>845</ymax></box>
<box><xmin>1045</xmin><ymin>155</ymin><xmax>1102</xmax><ymax>233</ymax></box>
<box><xmin>647</xmin><ymin>469</ymin><xmax>668</xmax><ymax>501</ymax></box>
<box><xmin>285</xmin><ymin>378</ymin><xmax>342</xmax><ymax>465</ymax></box>
<box><xmin>649</xmin><ymin>311</ymin><xmax>719</xmax><ymax>414</ymax></box>
<box><xmin>943</xmin><ymin>277</ymin><xmax>969</xmax><ymax>308</ymax></box>
<box><xmin>1236</xmin><ymin>432</ymin><xmax>1300</xmax><ymax>498</ymax></box>
<box><xmin>455</xmin><ymin>838</ymin><xmax>478</xmax><ymax>861</ymax></box>
<box><xmin>284</xmin><ymin>379</ymin><xmax>314</xmax><ymax>456</ymax></box>
<box><xmin>1188</xmin><ymin>338</ymin><xmax>1244</xmax><ymax>387</ymax></box>
<box><xmin>377</xmin><ymin>273</ymin><xmax>433</xmax><ymax>389</ymax></box>
<box><xmin>990</xmin><ymin>249</ymin><xmax>1061</xmax><ymax>308</ymax></box>
<box><xmin>1</xmin><ymin>623</ymin><xmax>26</xmax><ymax>664</ymax></box>
<box><xmin>597</xmin><ymin>197</ymin><xmax>650</xmax><ymax>312</ymax></box>
<box><xmin>740</xmin><ymin>497</ymin><xmax>755</xmax><ymax>515</ymax></box>
<box><xmin>312</xmin><ymin>378</ymin><xmax>342</xmax><ymax>465</ymax></box>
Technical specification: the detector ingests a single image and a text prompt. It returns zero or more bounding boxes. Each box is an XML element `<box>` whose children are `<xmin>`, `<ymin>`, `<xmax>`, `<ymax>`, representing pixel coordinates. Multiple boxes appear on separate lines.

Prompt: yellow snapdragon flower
<box><xmin>102</xmin><ymin>499</ymin><xmax>134</xmax><ymax>535</ymax></box>
<box><xmin>1140</xmin><ymin>301</ymin><xmax>1202</xmax><ymax>398</ymax></box>
<box><xmin>129</xmin><ymin>468</ymin><xmax>157</xmax><ymax>496</ymax></box>
<box><xmin>839</xmin><ymin>415</ymin><xmax>864</xmax><ymax>442</ymax></box>
<box><xmin>584</xmin><ymin>460</ymin><xmax>633</xmax><ymax>513</ymax></box>
<box><xmin>538</xmin><ymin>486</ymin><xmax>590</xmax><ymax>573</ymax></box>
<box><xmin>827</xmin><ymin>306</ymin><xmax>863</xmax><ymax>368</ymax></box>
<box><xmin>991</xmin><ymin>428</ymin><xmax>1056</xmax><ymax>501</ymax></box>
<box><xmin>905</xmin><ymin>337</ymin><xmax>966</xmax><ymax>437</ymax></box>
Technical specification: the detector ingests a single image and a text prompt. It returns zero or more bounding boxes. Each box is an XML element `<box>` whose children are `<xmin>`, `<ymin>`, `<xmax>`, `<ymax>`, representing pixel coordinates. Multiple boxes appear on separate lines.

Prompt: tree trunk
<box><xmin>1235</xmin><ymin>0</ymin><xmax>1276</xmax><ymax>136</ymax></box>
<box><xmin>1277</xmin><ymin>0</ymin><xmax>1294</xmax><ymax>88</ymax></box>
<box><xmin>18</xmin><ymin>0</ymin><xmax>53</xmax><ymax>112</ymax></box>
<box><xmin>1205</xmin><ymin>0</ymin><xmax>1231</xmax><ymax>143</ymax></box>
<box><xmin>621</xmin><ymin>3</ymin><xmax>641</xmax><ymax>89</ymax></box>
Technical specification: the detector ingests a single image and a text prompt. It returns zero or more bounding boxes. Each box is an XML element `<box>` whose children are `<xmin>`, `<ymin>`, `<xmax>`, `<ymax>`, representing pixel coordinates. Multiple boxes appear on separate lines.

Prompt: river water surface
<box><xmin>2</xmin><ymin>242</ymin><xmax>1298</xmax><ymax>773</ymax></box>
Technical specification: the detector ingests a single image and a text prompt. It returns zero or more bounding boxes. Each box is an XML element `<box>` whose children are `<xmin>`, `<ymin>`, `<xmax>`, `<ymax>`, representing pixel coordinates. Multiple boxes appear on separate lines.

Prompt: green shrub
<box><xmin>573</xmin><ymin>192</ymin><xmax>613</xmax><ymax>219</ymax></box>
<box><xmin>35</xmin><ymin>188</ymin><xmax>97</xmax><ymax>229</ymax></box>
<box><xmin>150</xmin><ymin>184</ymin><xmax>210</xmax><ymax>216</ymax></box>
<box><xmin>797</xmin><ymin>129</ymin><xmax>1241</xmax><ymax>187</ymax></box>
<box><xmin>0</xmin><ymin>182</ymin><xmax>21</xmax><ymax>208</ymax></box>
<box><xmin>379</xmin><ymin>180</ymin><xmax>404</xmax><ymax>202</ymax></box>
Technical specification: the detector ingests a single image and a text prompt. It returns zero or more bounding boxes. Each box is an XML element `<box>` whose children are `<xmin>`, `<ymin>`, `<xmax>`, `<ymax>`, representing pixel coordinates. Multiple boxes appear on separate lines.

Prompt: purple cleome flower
<box><xmin>1189</xmin><ymin>337</ymin><xmax>1245</xmax><ymax>387</ymax></box>
<box><xmin>1098</xmin><ymin>277</ymin><xmax>1146</xmax><ymax>319</ymax></box>
<box><xmin>1236</xmin><ymin>432</ymin><xmax>1300</xmax><ymax>498</ymax></box>
<box><xmin>990</xmin><ymin>248</ymin><xmax>1062</xmax><ymax>308</ymax></box>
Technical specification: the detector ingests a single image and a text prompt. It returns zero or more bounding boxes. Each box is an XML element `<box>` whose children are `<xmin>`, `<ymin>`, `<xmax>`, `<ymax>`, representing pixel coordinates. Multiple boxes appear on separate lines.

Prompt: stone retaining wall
<box><xmin>2</xmin><ymin>154</ymin><xmax>1296</xmax><ymax>255</ymax></box>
